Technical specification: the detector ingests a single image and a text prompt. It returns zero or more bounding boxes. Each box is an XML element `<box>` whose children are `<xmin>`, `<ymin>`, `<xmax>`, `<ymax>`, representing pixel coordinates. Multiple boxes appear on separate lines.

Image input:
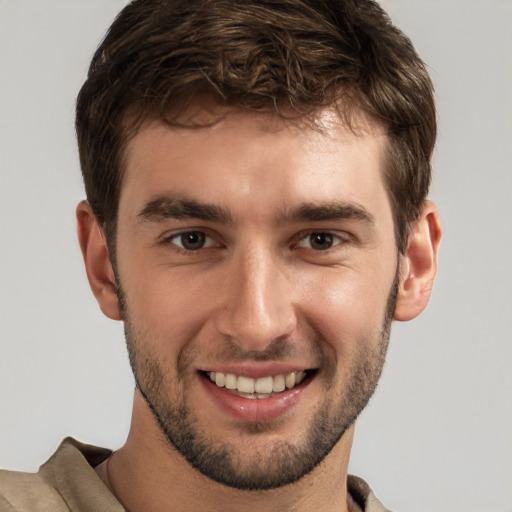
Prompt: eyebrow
<box><xmin>137</xmin><ymin>197</ymin><xmax>233</xmax><ymax>224</ymax></box>
<box><xmin>286</xmin><ymin>202</ymin><xmax>375</xmax><ymax>224</ymax></box>
<box><xmin>137</xmin><ymin>196</ymin><xmax>374</xmax><ymax>226</ymax></box>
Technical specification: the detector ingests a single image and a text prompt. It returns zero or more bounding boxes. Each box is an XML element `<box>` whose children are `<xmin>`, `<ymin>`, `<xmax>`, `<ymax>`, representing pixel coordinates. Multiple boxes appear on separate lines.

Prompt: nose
<box><xmin>215</xmin><ymin>246</ymin><xmax>297</xmax><ymax>352</ymax></box>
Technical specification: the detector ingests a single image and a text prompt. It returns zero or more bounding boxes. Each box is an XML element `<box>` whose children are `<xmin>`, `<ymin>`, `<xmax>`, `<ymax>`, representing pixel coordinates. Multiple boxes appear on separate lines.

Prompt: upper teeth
<box><xmin>209</xmin><ymin>371</ymin><xmax>307</xmax><ymax>395</ymax></box>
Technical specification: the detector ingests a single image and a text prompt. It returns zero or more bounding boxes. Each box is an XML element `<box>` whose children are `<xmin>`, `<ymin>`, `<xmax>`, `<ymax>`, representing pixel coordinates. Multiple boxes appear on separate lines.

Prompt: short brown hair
<box><xmin>76</xmin><ymin>0</ymin><xmax>436</xmax><ymax>253</ymax></box>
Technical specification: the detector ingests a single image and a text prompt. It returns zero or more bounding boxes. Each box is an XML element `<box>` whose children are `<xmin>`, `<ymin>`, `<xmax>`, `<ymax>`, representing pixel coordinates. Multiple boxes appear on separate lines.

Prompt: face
<box><xmin>114</xmin><ymin>109</ymin><xmax>399</xmax><ymax>490</ymax></box>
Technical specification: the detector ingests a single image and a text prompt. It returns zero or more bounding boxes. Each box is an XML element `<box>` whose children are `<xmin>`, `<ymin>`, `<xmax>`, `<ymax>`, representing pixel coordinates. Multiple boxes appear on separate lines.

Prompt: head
<box><xmin>76</xmin><ymin>0</ymin><xmax>441</xmax><ymax>493</ymax></box>
<box><xmin>76</xmin><ymin>0</ymin><xmax>436</xmax><ymax>257</ymax></box>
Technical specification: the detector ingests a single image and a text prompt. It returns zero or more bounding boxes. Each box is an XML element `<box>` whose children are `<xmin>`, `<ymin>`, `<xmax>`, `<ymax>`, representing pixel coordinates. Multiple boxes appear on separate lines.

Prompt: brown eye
<box><xmin>298</xmin><ymin>232</ymin><xmax>339</xmax><ymax>251</ymax></box>
<box><xmin>310</xmin><ymin>233</ymin><xmax>333</xmax><ymax>250</ymax></box>
<box><xmin>171</xmin><ymin>231</ymin><xmax>214</xmax><ymax>251</ymax></box>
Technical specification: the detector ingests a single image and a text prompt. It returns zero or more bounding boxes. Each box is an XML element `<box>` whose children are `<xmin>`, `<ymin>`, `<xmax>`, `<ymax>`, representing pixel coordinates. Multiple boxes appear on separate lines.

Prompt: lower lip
<box><xmin>200</xmin><ymin>375</ymin><xmax>309</xmax><ymax>423</ymax></box>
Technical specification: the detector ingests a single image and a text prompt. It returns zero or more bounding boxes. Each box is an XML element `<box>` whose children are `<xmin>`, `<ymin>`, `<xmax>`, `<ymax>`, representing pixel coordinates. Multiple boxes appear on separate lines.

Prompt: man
<box><xmin>0</xmin><ymin>0</ymin><xmax>441</xmax><ymax>510</ymax></box>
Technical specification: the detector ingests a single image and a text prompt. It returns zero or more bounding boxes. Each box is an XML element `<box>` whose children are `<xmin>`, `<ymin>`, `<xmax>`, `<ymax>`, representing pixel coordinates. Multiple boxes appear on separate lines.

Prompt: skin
<box><xmin>78</xmin><ymin>107</ymin><xmax>441</xmax><ymax>512</ymax></box>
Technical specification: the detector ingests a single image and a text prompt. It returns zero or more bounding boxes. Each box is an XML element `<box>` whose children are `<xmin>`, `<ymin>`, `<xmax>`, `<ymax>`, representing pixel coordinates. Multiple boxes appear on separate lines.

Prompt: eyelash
<box><xmin>160</xmin><ymin>229</ymin><xmax>350</xmax><ymax>254</ymax></box>
<box><xmin>294</xmin><ymin>231</ymin><xmax>347</xmax><ymax>251</ymax></box>
<box><xmin>161</xmin><ymin>230</ymin><xmax>218</xmax><ymax>252</ymax></box>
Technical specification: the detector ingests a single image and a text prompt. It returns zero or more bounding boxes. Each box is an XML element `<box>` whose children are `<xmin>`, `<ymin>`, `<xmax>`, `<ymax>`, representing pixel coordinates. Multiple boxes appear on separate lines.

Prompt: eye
<box><xmin>297</xmin><ymin>232</ymin><xmax>341</xmax><ymax>251</ymax></box>
<box><xmin>168</xmin><ymin>231</ymin><xmax>216</xmax><ymax>251</ymax></box>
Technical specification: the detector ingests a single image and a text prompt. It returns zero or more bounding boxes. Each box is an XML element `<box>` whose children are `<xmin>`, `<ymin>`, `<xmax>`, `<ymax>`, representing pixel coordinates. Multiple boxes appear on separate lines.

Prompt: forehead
<box><xmin>119</xmin><ymin>106</ymin><xmax>390</xmax><ymax>223</ymax></box>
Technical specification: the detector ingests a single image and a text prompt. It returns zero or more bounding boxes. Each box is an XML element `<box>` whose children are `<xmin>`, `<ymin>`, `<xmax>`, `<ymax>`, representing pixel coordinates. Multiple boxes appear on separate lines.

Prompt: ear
<box><xmin>76</xmin><ymin>200</ymin><xmax>122</xmax><ymax>321</ymax></box>
<box><xmin>394</xmin><ymin>200</ymin><xmax>442</xmax><ymax>321</ymax></box>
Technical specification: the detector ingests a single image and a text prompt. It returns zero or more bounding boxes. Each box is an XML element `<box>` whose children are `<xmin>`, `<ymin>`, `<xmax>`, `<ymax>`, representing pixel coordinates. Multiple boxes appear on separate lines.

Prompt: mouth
<box><xmin>198</xmin><ymin>367</ymin><xmax>317</xmax><ymax>422</ymax></box>
<box><xmin>200</xmin><ymin>370</ymin><xmax>314</xmax><ymax>399</ymax></box>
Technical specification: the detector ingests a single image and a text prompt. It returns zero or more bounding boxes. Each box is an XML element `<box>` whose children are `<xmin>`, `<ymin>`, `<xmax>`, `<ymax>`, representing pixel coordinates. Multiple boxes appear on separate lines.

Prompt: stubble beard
<box><xmin>117</xmin><ymin>273</ymin><xmax>397</xmax><ymax>491</ymax></box>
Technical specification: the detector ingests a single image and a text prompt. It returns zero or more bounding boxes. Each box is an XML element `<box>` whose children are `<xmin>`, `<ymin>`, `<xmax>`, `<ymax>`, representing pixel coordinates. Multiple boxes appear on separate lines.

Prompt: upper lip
<box><xmin>198</xmin><ymin>362</ymin><xmax>312</xmax><ymax>379</ymax></box>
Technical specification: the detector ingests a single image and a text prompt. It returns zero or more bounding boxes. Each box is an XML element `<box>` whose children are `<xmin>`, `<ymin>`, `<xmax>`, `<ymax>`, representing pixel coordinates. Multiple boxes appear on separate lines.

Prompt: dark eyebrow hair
<box><xmin>287</xmin><ymin>202</ymin><xmax>375</xmax><ymax>224</ymax></box>
<box><xmin>137</xmin><ymin>197</ymin><xmax>373</xmax><ymax>227</ymax></box>
<box><xmin>137</xmin><ymin>197</ymin><xmax>233</xmax><ymax>224</ymax></box>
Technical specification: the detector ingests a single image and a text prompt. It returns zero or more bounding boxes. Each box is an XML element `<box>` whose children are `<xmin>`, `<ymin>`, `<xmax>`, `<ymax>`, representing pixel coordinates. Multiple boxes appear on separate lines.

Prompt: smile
<box><xmin>199</xmin><ymin>368</ymin><xmax>315</xmax><ymax>422</ymax></box>
<box><xmin>206</xmin><ymin>371</ymin><xmax>308</xmax><ymax>399</ymax></box>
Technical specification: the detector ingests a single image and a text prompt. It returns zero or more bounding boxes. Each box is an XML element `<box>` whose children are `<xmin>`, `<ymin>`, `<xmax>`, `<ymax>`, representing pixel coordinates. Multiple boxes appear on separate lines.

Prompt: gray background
<box><xmin>1</xmin><ymin>1</ymin><xmax>511</xmax><ymax>511</ymax></box>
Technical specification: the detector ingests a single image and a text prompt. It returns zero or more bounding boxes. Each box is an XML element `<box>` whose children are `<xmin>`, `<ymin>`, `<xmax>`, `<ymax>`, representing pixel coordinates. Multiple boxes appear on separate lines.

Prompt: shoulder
<box><xmin>348</xmin><ymin>474</ymin><xmax>392</xmax><ymax>512</ymax></box>
<box><xmin>0</xmin><ymin>437</ymin><xmax>119</xmax><ymax>512</ymax></box>
<box><xmin>0</xmin><ymin>468</ymin><xmax>68</xmax><ymax>512</ymax></box>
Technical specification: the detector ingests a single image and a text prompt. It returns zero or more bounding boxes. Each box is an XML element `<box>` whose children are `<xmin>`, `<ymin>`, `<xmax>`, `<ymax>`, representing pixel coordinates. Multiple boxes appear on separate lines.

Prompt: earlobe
<box><xmin>394</xmin><ymin>201</ymin><xmax>442</xmax><ymax>322</ymax></box>
<box><xmin>76</xmin><ymin>200</ymin><xmax>122</xmax><ymax>321</ymax></box>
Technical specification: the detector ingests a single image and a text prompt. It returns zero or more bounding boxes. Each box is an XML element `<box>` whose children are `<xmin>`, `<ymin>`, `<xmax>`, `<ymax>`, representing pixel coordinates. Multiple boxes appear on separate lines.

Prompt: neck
<box><xmin>98</xmin><ymin>391</ymin><xmax>358</xmax><ymax>512</ymax></box>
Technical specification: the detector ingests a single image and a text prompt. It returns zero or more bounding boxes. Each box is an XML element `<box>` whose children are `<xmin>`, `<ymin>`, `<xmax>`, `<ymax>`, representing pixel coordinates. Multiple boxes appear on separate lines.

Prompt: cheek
<box><xmin>122</xmin><ymin>268</ymin><xmax>217</xmax><ymax>350</ymax></box>
<box><xmin>298</xmin><ymin>266</ymin><xmax>393</xmax><ymax>354</ymax></box>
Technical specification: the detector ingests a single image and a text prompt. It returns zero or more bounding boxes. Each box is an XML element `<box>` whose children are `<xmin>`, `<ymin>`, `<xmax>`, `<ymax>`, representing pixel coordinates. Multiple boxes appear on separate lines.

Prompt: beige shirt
<box><xmin>0</xmin><ymin>438</ymin><xmax>390</xmax><ymax>511</ymax></box>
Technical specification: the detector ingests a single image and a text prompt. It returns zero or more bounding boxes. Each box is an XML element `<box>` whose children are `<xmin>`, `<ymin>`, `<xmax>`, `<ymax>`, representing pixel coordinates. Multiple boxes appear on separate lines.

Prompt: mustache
<box><xmin>221</xmin><ymin>336</ymin><xmax>295</xmax><ymax>362</ymax></box>
<box><xmin>176</xmin><ymin>334</ymin><xmax>327</xmax><ymax>376</ymax></box>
